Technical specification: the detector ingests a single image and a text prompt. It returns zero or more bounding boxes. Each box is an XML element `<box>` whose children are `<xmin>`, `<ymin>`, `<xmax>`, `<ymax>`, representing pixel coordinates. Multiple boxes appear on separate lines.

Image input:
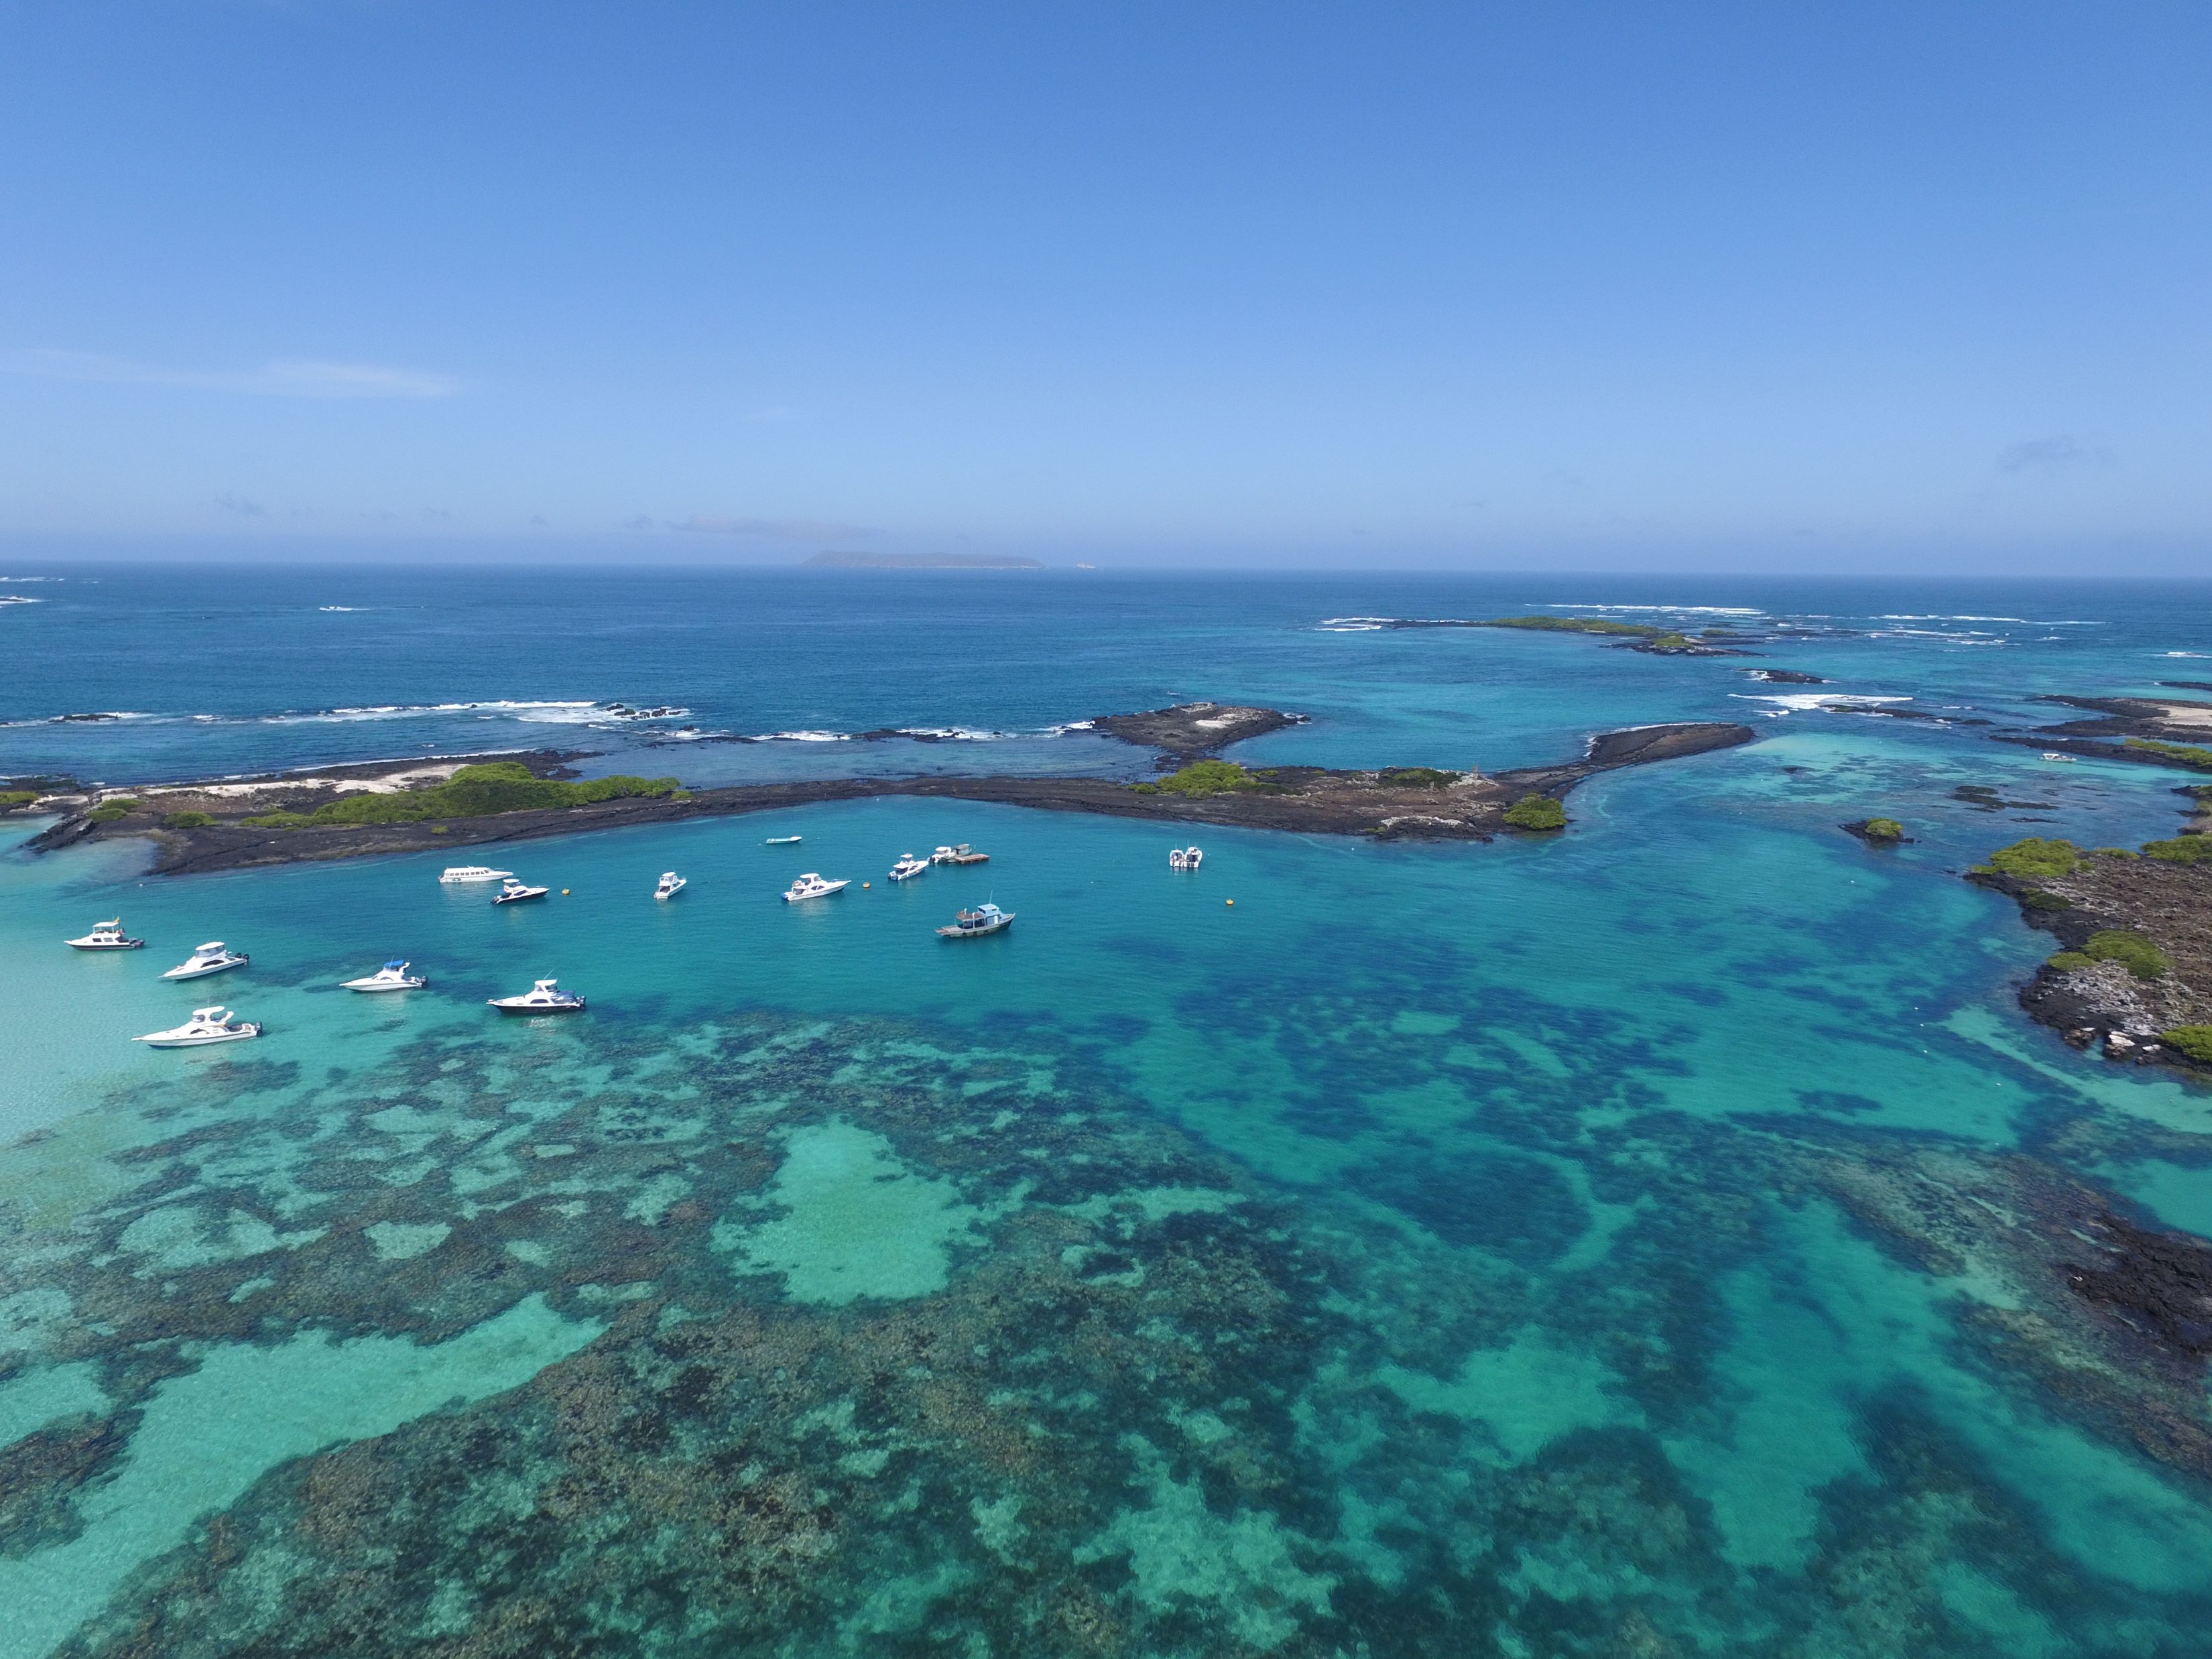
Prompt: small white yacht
<box><xmin>655</xmin><ymin>871</ymin><xmax>687</xmax><ymax>900</ymax></box>
<box><xmin>937</xmin><ymin>902</ymin><xmax>1014</xmax><ymax>938</ymax></box>
<box><xmin>440</xmin><ymin>865</ymin><xmax>515</xmax><ymax>884</ymax></box>
<box><xmin>487</xmin><ymin>978</ymin><xmax>587</xmax><ymax>1014</ymax></box>
<box><xmin>2040</xmin><ymin>751</ymin><xmax>2078</xmax><ymax>763</ymax></box>
<box><xmin>162</xmin><ymin>941</ymin><xmax>249</xmax><ymax>981</ymax></box>
<box><xmin>888</xmin><ymin>853</ymin><xmax>930</xmax><ymax>882</ymax></box>
<box><xmin>135</xmin><ymin>1006</ymin><xmax>261</xmax><ymax>1048</ymax></box>
<box><xmin>782</xmin><ymin>872</ymin><xmax>849</xmax><ymax>902</ymax></box>
<box><xmin>492</xmin><ymin>877</ymin><xmax>550</xmax><ymax>905</ymax></box>
<box><xmin>66</xmin><ymin>918</ymin><xmax>144</xmax><ymax>950</ymax></box>
<box><xmin>764</xmin><ymin>835</ymin><xmax>802</xmax><ymax>846</ymax></box>
<box><xmin>341</xmin><ymin>959</ymin><xmax>426</xmax><ymax>992</ymax></box>
<box><xmin>1168</xmin><ymin>845</ymin><xmax>1204</xmax><ymax>870</ymax></box>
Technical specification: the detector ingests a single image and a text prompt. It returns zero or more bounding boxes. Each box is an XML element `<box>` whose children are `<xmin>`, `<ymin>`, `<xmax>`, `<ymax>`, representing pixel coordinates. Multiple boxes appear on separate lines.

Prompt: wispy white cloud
<box><xmin>0</xmin><ymin>349</ymin><xmax>460</xmax><ymax>399</ymax></box>
<box><xmin>674</xmin><ymin>513</ymin><xmax>868</xmax><ymax>541</ymax></box>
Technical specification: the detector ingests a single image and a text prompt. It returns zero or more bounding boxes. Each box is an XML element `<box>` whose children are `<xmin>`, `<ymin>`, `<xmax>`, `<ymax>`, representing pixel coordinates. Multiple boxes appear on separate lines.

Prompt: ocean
<box><xmin>2</xmin><ymin>565</ymin><xmax>2210</xmax><ymax>1656</ymax></box>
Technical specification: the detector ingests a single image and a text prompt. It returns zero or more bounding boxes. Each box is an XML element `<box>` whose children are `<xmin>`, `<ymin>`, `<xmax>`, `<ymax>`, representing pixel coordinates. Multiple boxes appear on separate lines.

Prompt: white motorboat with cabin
<box><xmin>439</xmin><ymin>865</ymin><xmax>515</xmax><ymax>884</ymax></box>
<box><xmin>487</xmin><ymin>978</ymin><xmax>587</xmax><ymax>1014</ymax></box>
<box><xmin>782</xmin><ymin>872</ymin><xmax>849</xmax><ymax>902</ymax></box>
<box><xmin>66</xmin><ymin>918</ymin><xmax>143</xmax><ymax>950</ymax></box>
<box><xmin>937</xmin><ymin>902</ymin><xmax>1014</xmax><ymax>938</ymax></box>
<box><xmin>135</xmin><ymin>1006</ymin><xmax>261</xmax><ymax>1048</ymax></box>
<box><xmin>930</xmin><ymin>843</ymin><xmax>990</xmax><ymax>865</ymax></box>
<box><xmin>765</xmin><ymin>835</ymin><xmax>802</xmax><ymax>845</ymax></box>
<box><xmin>888</xmin><ymin>853</ymin><xmax>929</xmax><ymax>882</ymax></box>
<box><xmin>162</xmin><ymin>941</ymin><xmax>249</xmax><ymax>981</ymax></box>
<box><xmin>341</xmin><ymin>959</ymin><xmax>427</xmax><ymax>992</ymax></box>
<box><xmin>492</xmin><ymin>877</ymin><xmax>550</xmax><ymax>905</ymax></box>
<box><xmin>655</xmin><ymin>871</ymin><xmax>687</xmax><ymax>900</ymax></box>
<box><xmin>2040</xmin><ymin>751</ymin><xmax>2078</xmax><ymax>763</ymax></box>
<box><xmin>1168</xmin><ymin>845</ymin><xmax>1204</xmax><ymax>870</ymax></box>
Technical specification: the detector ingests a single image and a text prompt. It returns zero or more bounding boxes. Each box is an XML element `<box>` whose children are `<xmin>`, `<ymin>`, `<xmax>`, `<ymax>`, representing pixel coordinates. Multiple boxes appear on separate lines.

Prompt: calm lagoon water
<box><xmin>2</xmin><ymin>567</ymin><xmax>2211</xmax><ymax>1655</ymax></box>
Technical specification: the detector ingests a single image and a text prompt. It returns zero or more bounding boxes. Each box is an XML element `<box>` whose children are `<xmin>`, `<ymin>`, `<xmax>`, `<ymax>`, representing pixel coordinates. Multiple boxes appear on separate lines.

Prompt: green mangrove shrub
<box><xmin>163</xmin><ymin>810</ymin><xmax>214</xmax><ymax>829</ymax></box>
<box><xmin>1129</xmin><ymin>760</ymin><xmax>1273</xmax><ymax>798</ymax></box>
<box><xmin>1378</xmin><ymin>767</ymin><xmax>1458</xmax><ymax>790</ymax></box>
<box><xmin>2143</xmin><ymin>836</ymin><xmax>2212</xmax><ymax>865</ymax></box>
<box><xmin>2074</xmin><ymin>930</ymin><xmax>2170</xmax><ymax>981</ymax></box>
<box><xmin>2125</xmin><ymin>737</ymin><xmax>2212</xmax><ymax>772</ymax></box>
<box><xmin>0</xmin><ymin>790</ymin><xmax>38</xmax><ymax>811</ymax></box>
<box><xmin>1503</xmin><ymin>794</ymin><xmax>1567</xmax><ymax>831</ymax></box>
<box><xmin>1981</xmin><ymin>837</ymin><xmax>2081</xmax><ymax>879</ymax></box>
<box><xmin>1861</xmin><ymin>818</ymin><xmax>1906</xmax><ymax>842</ymax></box>
<box><xmin>1485</xmin><ymin>615</ymin><xmax>1662</xmax><ymax>638</ymax></box>
<box><xmin>84</xmin><ymin>799</ymin><xmax>137</xmax><ymax>824</ymax></box>
<box><xmin>2160</xmin><ymin>1026</ymin><xmax>2212</xmax><ymax>1065</ymax></box>
<box><xmin>241</xmin><ymin>763</ymin><xmax>680</xmax><ymax>829</ymax></box>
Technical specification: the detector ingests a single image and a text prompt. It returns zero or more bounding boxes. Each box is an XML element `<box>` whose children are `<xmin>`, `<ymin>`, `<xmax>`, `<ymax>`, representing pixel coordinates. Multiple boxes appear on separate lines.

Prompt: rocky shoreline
<box><xmin>15</xmin><ymin>704</ymin><xmax>1756</xmax><ymax>876</ymax></box>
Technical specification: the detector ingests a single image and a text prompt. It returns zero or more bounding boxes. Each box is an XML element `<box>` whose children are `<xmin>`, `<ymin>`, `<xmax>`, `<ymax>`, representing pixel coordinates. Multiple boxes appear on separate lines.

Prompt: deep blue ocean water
<box><xmin>3</xmin><ymin>566</ymin><xmax>2211</xmax><ymax>1656</ymax></box>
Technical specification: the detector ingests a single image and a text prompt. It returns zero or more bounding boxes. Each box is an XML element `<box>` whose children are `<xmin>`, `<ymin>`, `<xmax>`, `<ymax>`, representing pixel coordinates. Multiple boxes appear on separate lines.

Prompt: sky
<box><xmin>0</xmin><ymin>1</ymin><xmax>2206</xmax><ymax>572</ymax></box>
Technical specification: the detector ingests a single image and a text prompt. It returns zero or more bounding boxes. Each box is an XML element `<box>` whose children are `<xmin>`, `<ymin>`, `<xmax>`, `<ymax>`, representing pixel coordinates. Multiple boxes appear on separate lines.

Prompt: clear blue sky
<box><xmin>1</xmin><ymin>2</ymin><xmax>2205</xmax><ymax>570</ymax></box>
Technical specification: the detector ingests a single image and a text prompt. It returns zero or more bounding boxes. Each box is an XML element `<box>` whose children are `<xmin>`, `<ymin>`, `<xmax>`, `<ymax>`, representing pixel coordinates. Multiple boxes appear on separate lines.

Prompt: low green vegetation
<box><xmin>2125</xmin><ymin>737</ymin><xmax>2212</xmax><ymax>771</ymax></box>
<box><xmin>2162</xmin><ymin>1026</ymin><xmax>2212</xmax><ymax>1065</ymax></box>
<box><xmin>2143</xmin><ymin>835</ymin><xmax>2212</xmax><ymax>865</ymax></box>
<box><xmin>2049</xmin><ymin>930</ymin><xmax>2170</xmax><ymax>982</ymax></box>
<box><xmin>163</xmin><ymin>810</ymin><xmax>215</xmax><ymax>829</ymax></box>
<box><xmin>1503</xmin><ymin>794</ymin><xmax>1567</xmax><ymax>831</ymax></box>
<box><xmin>240</xmin><ymin>762</ymin><xmax>682</xmax><ymax>829</ymax></box>
<box><xmin>1484</xmin><ymin>615</ymin><xmax>1664</xmax><ymax>638</ymax></box>
<box><xmin>2091</xmin><ymin>847</ymin><xmax>2138</xmax><ymax>859</ymax></box>
<box><xmin>1129</xmin><ymin>760</ymin><xmax>1274</xmax><ymax>798</ymax></box>
<box><xmin>2017</xmin><ymin>889</ymin><xmax>2071</xmax><ymax>912</ymax></box>
<box><xmin>1643</xmin><ymin>631</ymin><xmax>1697</xmax><ymax>652</ymax></box>
<box><xmin>1377</xmin><ymin>767</ymin><xmax>1458</xmax><ymax>790</ymax></box>
<box><xmin>85</xmin><ymin>799</ymin><xmax>138</xmax><ymax>824</ymax></box>
<box><xmin>1981</xmin><ymin>837</ymin><xmax>2081</xmax><ymax>879</ymax></box>
<box><xmin>1860</xmin><ymin>818</ymin><xmax>1906</xmax><ymax>842</ymax></box>
<box><xmin>0</xmin><ymin>790</ymin><xmax>38</xmax><ymax>812</ymax></box>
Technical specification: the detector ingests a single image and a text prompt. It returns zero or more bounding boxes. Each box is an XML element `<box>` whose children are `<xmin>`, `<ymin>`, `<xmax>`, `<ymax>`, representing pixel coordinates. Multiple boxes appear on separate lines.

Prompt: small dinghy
<box><xmin>783</xmin><ymin>872</ymin><xmax>849</xmax><ymax>902</ymax></box>
<box><xmin>492</xmin><ymin>877</ymin><xmax>550</xmax><ymax>906</ymax></box>
<box><xmin>765</xmin><ymin>835</ymin><xmax>802</xmax><ymax>845</ymax></box>
<box><xmin>655</xmin><ymin>871</ymin><xmax>687</xmax><ymax>900</ymax></box>
<box><xmin>342</xmin><ymin>959</ymin><xmax>426</xmax><ymax>992</ymax></box>
<box><xmin>135</xmin><ymin>1005</ymin><xmax>261</xmax><ymax>1048</ymax></box>
<box><xmin>162</xmin><ymin>941</ymin><xmax>249</xmax><ymax>981</ymax></box>
<box><xmin>66</xmin><ymin>918</ymin><xmax>143</xmax><ymax>950</ymax></box>
<box><xmin>888</xmin><ymin>853</ymin><xmax>929</xmax><ymax>882</ymax></box>
<box><xmin>937</xmin><ymin>902</ymin><xmax>1014</xmax><ymax>938</ymax></box>
<box><xmin>1168</xmin><ymin>845</ymin><xmax>1204</xmax><ymax>870</ymax></box>
<box><xmin>487</xmin><ymin>977</ymin><xmax>587</xmax><ymax>1014</ymax></box>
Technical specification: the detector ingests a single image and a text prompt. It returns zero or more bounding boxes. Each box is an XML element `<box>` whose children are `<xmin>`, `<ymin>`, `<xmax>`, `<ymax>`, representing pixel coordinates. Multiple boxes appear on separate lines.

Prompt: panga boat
<box><xmin>888</xmin><ymin>853</ymin><xmax>930</xmax><ymax>882</ymax></box>
<box><xmin>931</xmin><ymin>843</ymin><xmax>990</xmax><ymax>865</ymax></box>
<box><xmin>1168</xmin><ymin>845</ymin><xmax>1204</xmax><ymax>870</ymax></box>
<box><xmin>161</xmin><ymin>941</ymin><xmax>249</xmax><ymax>981</ymax></box>
<box><xmin>937</xmin><ymin>902</ymin><xmax>1014</xmax><ymax>938</ymax></box>
<box><xmin>492</xmin><ymin>877</ymin><xmax>550</xmax><ymax>905</ymax></box>
<box><xmin>783</xmin><ymin>872</ymin><xmax>849</xmax><ymax>902</ymax></box>
<box><xmin>135</xmin><ymin>1005</ymin><xmax>261</xmax><ymax>1048</ymax></box>
<box><xmin>487</xmin><ymin>977</ymin><xmax>587</xmax><ymax>1014</ymax></box>
<box><xmin>66</xmin><ymin>918</ymin><xmax>143</xmax><ymax>950</ymax></box>
<box><xmin>765</xmin><ymin>835</ymin><xmax>802</xmax><ymax>845</ymax></box>
<box><xmin>439</xmin><ymin>865</ymin><xmax>515</xmax><ymax>883</ymax></box>
<box><xmin>342</xmin><ymin>959</ymin><xmax>426</xmax><ymax>992</ymax></box>
<box><xmin>655</xmin><ymin>871</ymin><xmax>687</xmax><ymax>900</ymax></box>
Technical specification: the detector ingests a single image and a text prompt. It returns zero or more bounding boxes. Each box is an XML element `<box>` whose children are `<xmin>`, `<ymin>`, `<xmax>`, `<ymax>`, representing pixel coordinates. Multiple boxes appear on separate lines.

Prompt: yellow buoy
<box><xmin>561</xmin><ymin>889</ymin><xmax>570</xmax><ymax>896</ymax></box>
<box><xmin>1225</xmin><ymin>898</ymin><xmax>1235</xmax><ymax>906</ymax></box>
<box><xmin>863</xmin><ymin>881</ymin><xmax>871</xmax><ymax>889</ymax></box>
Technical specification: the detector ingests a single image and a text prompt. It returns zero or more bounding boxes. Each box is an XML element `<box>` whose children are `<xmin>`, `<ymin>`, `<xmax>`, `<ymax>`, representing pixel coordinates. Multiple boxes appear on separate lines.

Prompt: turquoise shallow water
<box><xmin>3</xmin><ymin>570</ymin><xmax>2212</xmax><ymax>1655</ymax></box>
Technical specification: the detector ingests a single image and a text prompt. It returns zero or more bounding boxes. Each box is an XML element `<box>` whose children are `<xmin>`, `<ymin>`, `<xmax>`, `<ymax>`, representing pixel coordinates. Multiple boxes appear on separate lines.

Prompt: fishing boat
<box><xmin>161</xmin><ymin>941</ymin><xmax>249</xmax><ymax>981</ymax></box>
<box><xmin>1168</xmin><ymin>845</ymin><xmax>1204</xmax><ymax>870</ymax></box>
<box><xmin>765</xmin><ymin>835</ymin><xmax>802</xmax><ymax>845</ymax></box>
<box><xmin>937</xmin><ymin>902</ymin><xmax>1014</xmax><ymax>938</ymax></box>
<box><xmin>66</xmin><ymin>918</ymin><xmax>143</xmax><ymax>950</ymax></box>
<box><xmin>486</xmin><ymin>977</ymin><xmax>587</xmax><ymax>1013</ymax></box>
<box><xmin>932</xmin><ymin>843</ymin><xmax>989</xmax><ymax>865</ymax></box>
<box><xmin>888</xmin><ymin>853</ymin><xmax>929</xmax><ymax>882</ymax></box>
<box><xmin>655</xmin><ymin>871</ymin><xmax>687</xmax><ymax>900</ymax></box>
<box><xmin>492</xmin><ymin>877</ymin><xmax>550</xmax><ymax>905</ymax></box>
<box><xmin>341</xmin><ymin>959</ymin><xmax>427</xmax><ymax>992</ymax></box>
<box><xmin>783</xmin><ymin>872</ymin><xmax>849</xmax><ymax>902</ymax></box>
<box><xmin>439</xmin><ymin>865</ymin><xmax>515</xmax><ymax>884</ymax></box>
<box><xmin>135</xmin><ymin>1006</ymin><xmax>261</xmax><ymax>1047</ymax></box>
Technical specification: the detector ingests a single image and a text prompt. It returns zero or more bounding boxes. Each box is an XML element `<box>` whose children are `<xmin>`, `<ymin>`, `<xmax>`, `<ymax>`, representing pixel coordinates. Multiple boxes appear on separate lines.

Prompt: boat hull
<box><xmin>492</xmin><ymin>890</ymin><xmax>548</xmax><ymax>905</ymax></box>
<box><xmin>487</xmin><ymin>999</ymin><xmax>586</xmax><ymax>1013</ymax></box>
<box><xmin>137</xmin><ymin>1026</ymin><xmax>261</xmax><ymax>1048</ymax></box>
<box><xmin>783</xmin><ymin>883</ymin><xmax>849</xmax><ymax>902</ymax></box>
<box><xmin>937</xmin><ymin>916</ymin><xmax>1014</xmax><ymax>938</ymax></box>
<box><xmin>67</xmin><ymin>939</ymin><xmax>143</xmax><ymax>950</ymax></box>
<box><xmin>161</xmin><ymin>958</ymin><xmax>247</xmax><ymax>981</ymax></box>
<box><xmin>343</xmin><ymin>979</ymin><xmax>425</xmax><ymax>992</ymax></box>
<box><xmin>656</xmin><ymin>884</ymin><xmax>686</xmax><ymax>900</ymax></box>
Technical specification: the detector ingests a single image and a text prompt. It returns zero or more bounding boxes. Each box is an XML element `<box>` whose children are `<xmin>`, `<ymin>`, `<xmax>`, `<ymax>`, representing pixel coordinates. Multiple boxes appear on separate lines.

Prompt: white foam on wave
<box><xmin>2163</xmin><ymin>652</ymin><xmax>2208</xmax><ymax>659</ymax></box>
<box><xmin>1549</xmin><ymin>603</ymin><xmax>1763</xmax><ymax>617</ymax></box>
<box><xmin>896</xmin><ymin>727</ymin><xmax>1013</xmax><ymax>741</ymax></box>
<box><xmin>317</xmin><ymin>605</ymin><xmax>361</xmax><ymax>613</ymax></box>
<box><xmin>1733</xmin><ymin>692</ymin><xmax>1914</xmax><ymax>716</ymax></box>
<box><xmin>0</xmin><ymin>710</ymin><xmax>154</xmax><ymax>727</ymax></box>
<box><xmin>755</xmin><ymin>730</ymin><xmax>852</xmax><ymax>742</ymax></box>
<box><xmin>1045</xmin><ymin>719</ymin><xmax>1096</xmax><ymax>734</ymax></box>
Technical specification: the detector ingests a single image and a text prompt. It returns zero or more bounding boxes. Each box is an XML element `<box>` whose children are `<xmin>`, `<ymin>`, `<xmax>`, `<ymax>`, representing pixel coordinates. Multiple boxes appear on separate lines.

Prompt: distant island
<box><xmin>802</xmin><ymin>551</ymin><xmax>1044</xmax><ymax>570</ymax></box>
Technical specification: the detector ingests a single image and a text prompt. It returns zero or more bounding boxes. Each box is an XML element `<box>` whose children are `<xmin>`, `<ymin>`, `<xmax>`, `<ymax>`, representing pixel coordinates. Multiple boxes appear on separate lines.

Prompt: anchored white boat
<box><xmin>937</xmin><ymin>902</ymin><xmax>1014</xmax><ymax>938</ymax></box>
<box><xmin>2040</xmin><ymin>751</ymin><xmax>2078</xmax><ymax>763</ymax></box>
<box><xmin>135</xmin><ymin>1005</ymin><xmax>261</xmax><ymax>1048</ymax></box>
<box><xmin>765</xmin><ymin>835</ymin><xmax>802</xmax><ymax>845</ymax></box>
<box><xmin>161</xmin><ymin>941</ymin><xmax>249</xmax><ymax>981</ymax></box>
<box><xmin>342</xmin><ymin>959</ymin><xmax>426</xmax><ymax>992</ymax></box>
<box><xmin>492</xmin><ymin>877</ymin><xmax>550</xmax><ymax>905</ymax></box>
<box><xmin>930</xmin><ymin>843</ymin><xmax>990</xmax><ymax>865</ymax></box>
<box><xmin>655</xmin><ymin>871</ymin><xmax>687</xmax><ymax>900</ymax></box>
<box><xmin>439</xmin><ymin>865</ymin><xmax>515</xmax><ymax>884</ymax></box>
<box><xmin>782</xmin><ymin>872</ymin><xmax>849</xmax><ymax>902</ymax></box>
<box><xmin>888</xmin><ymin>853</ymin><xmax>929</xmax><ymax>882</ymax></box>
<box><xmin>487</xmin><ymin>977</ymin><xmax>587</xmax><ymax>1013</ymax></box>
<box><xmin>1168</xmin><ymin>845</ymin><xmax>1204</xmax><ymax>870</ymax></box>
<box><xmin>66</xmin><ymin>918</ymin><xmax>143</xmax><ymax>950</ymax></box>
